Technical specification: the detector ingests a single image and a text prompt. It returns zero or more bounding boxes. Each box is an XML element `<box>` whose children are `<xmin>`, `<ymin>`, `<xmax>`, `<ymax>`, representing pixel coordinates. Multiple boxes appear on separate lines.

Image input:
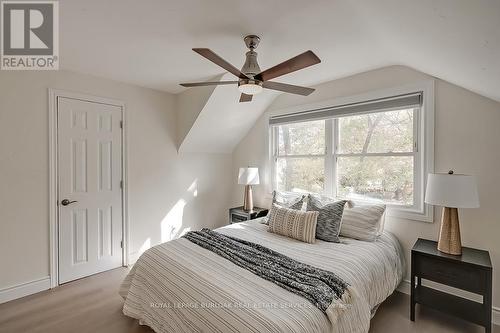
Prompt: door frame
<box><xmin>48</xmin><ymin>88</ymin><xmax>129</xmax><ymax>288</ymax></box>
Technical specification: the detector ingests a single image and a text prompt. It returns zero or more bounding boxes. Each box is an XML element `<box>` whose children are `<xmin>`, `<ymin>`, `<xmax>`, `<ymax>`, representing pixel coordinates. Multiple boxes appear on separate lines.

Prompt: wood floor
<box><xmin>0</xmin><ymin>267</ymin><xmax>497</xmax><ymax>333</ymax></box>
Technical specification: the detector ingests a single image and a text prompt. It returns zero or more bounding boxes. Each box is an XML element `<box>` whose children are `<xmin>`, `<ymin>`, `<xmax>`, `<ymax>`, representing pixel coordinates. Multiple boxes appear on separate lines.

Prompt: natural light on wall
<box><xmin>161</xmin><ymin>199</ymin><xmax>186</xmax><ymax>242</ymax></box>
<box><xmin>187</xmin><ymin>179</ymin><xmax>198</xmax><ymax>197</ymax></box>
<box><xmin>138</xmin><ymin>238</ymin><xmax>151</xmax><ymax>256</ymax></box>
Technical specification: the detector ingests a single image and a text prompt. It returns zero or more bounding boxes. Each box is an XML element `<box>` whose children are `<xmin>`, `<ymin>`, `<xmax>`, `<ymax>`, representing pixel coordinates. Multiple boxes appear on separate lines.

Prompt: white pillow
<box><xmin>377</xmin><ymin>210</ymin><xmax>386</xmax><ymax>235</ymax></box>
<box><xmin>271</xmin><ymin>191</ymin><xmax>306</xmax><ymax>210</ymax></box>
<box><xmin>346</xmin><ymin>200</ymin><xmax>386</xmax><ymax>234</ymax></box>
<box><xmin>340</xmin><ymin>204</ymin><xmax>386</xmax><ymax>241</ymax></box>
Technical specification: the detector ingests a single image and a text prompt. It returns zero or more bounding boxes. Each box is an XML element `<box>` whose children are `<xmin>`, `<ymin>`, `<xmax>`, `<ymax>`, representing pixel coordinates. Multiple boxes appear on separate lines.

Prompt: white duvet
<box><xmin>120</xmin><ymin>219</ymin><xmax>405</xmax><ymax>333</ymax></box>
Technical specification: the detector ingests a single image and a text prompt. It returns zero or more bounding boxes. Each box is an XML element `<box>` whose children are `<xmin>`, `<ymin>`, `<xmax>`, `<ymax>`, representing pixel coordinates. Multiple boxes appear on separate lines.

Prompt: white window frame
<box><xmin>268</xmin><ymin>81</ymin><xmax>434</xmax><ymax>222</ymax></box>
<box><xmin>271</xmin><ymin>120</ymin><xmax>328</xmax><ymax>194</ymax></box>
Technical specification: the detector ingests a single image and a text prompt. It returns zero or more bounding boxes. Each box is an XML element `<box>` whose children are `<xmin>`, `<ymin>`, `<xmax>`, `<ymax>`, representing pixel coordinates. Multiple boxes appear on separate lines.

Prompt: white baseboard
<box><xmin>397</xmin><ymin>279</ymin><xmax>500</xmax><ymax>326</ymax></box>
<box><xmin>396</xmin><ymin>279</ymin><xmax>411</xmax><ymax>295</ymax></box>
<box><xmin>494</xmin><ymin>308</ymin><xmax>500</xmax><ymax>327</ymax></box>
<box><xmin>0</xmin><ymin>276</ymin><xmax>51</xmax><ymax>304</ymax></box>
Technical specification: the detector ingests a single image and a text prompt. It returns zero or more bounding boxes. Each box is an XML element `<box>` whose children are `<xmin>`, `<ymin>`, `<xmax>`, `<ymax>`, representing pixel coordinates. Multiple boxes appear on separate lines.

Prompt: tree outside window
<box><xmin>273</xmin><ymin>108</ymin><xmax>416</xmax><ymax>206</ymax></box>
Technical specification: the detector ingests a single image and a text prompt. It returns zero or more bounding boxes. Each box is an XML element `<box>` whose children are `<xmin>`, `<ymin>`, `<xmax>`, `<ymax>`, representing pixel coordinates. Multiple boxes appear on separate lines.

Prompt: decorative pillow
<box><xmin>306</xmin><ymin>195</ymin><xmax>347</xmax><ymax>242</ymax></box>
<box><xmin>267</xmin><ymin>204</ymin><xmax>319</xmax><ymax>243</ymax></box>
<box><xmin>346</xmin><ymin>199</ymin><xmax>386</xmax><ymax>235</ymax></box>
<box><xmin>272</xmin><ymin>190</ymin><xmax>306</xmax><ymax>210</ymax></box>
<box><xmin>377</xmin><ymin>210</ymin><xmax>387</xmax><ymax>235</ymax></box>
<box><xmin>340</xmin><ymin>204</ymin><xmax>386</xmax><ymax>241</ymax></box>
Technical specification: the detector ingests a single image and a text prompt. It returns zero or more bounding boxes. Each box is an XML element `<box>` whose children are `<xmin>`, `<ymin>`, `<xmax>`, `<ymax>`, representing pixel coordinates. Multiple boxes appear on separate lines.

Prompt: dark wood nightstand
<box><xmin>229</xmin><ymin>206</ymin><xmax>268</xmax><ymax>224</ymax></box>
<box><xmin>411</xmin><ymin>238</ymin><xmax>492</xmax><ymax>332</ymax></box>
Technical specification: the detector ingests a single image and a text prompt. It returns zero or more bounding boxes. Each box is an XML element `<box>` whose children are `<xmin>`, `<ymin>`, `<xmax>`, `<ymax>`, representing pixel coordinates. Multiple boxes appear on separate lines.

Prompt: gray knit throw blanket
<box><xmin>183</xmin><ymin>228</ymin><xmax>354</xmax><ymax>316</ymax></box>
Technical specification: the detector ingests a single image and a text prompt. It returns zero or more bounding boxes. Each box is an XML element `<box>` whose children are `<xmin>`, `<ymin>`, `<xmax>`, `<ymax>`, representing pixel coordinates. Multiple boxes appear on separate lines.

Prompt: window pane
<box><xmin>337</xmin><ymin>156</ymin><xmax>414</xmax><ymax>205</ymax></box>
<box><xmin>277</xmin><ymin>120</ymin><xmax>325</xmax><ymax>155</ymax></box>
<box><xmin>338</xmin><ymin>109</ymin><xmax>414</xmax><ymax>154</ymax></box>
<box><xmin>276</xmin><ymin>157</ymin><xmax>325</xmax><ymax>193</ymax></box>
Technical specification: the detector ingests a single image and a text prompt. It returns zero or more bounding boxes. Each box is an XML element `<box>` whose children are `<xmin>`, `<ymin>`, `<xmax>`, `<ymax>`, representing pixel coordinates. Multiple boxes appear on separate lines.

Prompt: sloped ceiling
<box><xmin>62</xmin><ymin>0</ymin><xmax>500</xmax><ymax>101</ymax></box>
<box><xmin>61</xmin><ymin>1</ymin><xmax>499</xmax><ymax>153</ymax></box>
<box><xmin>177</xmin><ymin>74</ymin><xmax>278</xmax><ymax>153</ymax></box>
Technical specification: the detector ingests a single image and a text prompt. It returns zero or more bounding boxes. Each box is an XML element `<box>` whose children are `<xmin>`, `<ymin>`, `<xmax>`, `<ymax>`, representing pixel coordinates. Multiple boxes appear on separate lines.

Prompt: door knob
<box><xmin>61</xmin><ymin>199</ymin><xmax>78</xmax><ymax>206</ymax></box>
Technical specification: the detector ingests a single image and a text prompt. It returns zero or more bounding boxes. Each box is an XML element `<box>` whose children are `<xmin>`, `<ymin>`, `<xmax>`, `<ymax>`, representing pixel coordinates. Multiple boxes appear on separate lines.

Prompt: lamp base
<box><xmin>437</xmin><ymin>207</ymin><xmax>462</xmax><ymax>255</ymax></box>
<box><xmin>243</xmin><ymin>185</ymin><xmax>254</xmax><ymax>212</ymax></box>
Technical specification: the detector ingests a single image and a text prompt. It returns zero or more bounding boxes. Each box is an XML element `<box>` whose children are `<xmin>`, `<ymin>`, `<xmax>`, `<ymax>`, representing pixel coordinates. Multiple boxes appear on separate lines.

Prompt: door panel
<box><xmin>58</xmin><ymin>97</ymin><xmax>123</xmax><ymax>284</ymax></box>
<box><xmin>98</xmin><ymin>141</ymin><xmax>112</xmax><ymax>191</ymax></box>
<box><xmin>72</xmin><ymin>209</ymin><xmax>88</xmax><ymax>264</ymax></box>
<box><xmin>98</xmin><ymin>206</ymin><xmax>113</xmax><ymax>258</ymax></box>
<box><xmin>72</xmin><ymin>138</ymin><xmax>87</xmax><ymax>192</ymax></box>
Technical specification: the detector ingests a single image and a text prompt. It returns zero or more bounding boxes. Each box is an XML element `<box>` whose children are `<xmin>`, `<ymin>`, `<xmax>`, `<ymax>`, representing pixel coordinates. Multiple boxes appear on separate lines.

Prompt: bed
<box><xmin>120</xmin><ymin>218</ymin><xmax>405</xmax><ymax>333</ymax></box>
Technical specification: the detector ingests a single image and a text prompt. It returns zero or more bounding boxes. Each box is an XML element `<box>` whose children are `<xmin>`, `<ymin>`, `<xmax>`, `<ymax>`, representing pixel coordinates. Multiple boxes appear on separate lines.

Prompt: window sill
<box><xmin>386</xmin><ymin>205</ymin><xmax>433</xmax><ymax>223</ymax></box>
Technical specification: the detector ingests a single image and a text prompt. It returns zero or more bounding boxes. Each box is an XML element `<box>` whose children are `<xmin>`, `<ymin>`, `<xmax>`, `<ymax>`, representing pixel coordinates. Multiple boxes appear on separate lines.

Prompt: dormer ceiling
<box><xmin>62</xmin><ymin>1</ymin><xmax>500</xmax><ymax>102</ymax></box>
<box><xmin>177</xmin><ymin>73</ymin><xmax>278</xmax><ymax>153</ymax></box>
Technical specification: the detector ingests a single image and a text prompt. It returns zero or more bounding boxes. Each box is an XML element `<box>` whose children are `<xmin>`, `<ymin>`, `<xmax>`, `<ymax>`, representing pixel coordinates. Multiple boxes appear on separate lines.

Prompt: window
<box><xmin>270</xmin><ymin>87</ymin><xmax>434</xmax><ymax>221</ymax></box>
<box><xmin>335</xmin><ymin>109</ymin><xmax>415</xmax><ymax>206</ymax></box>
<box><xmin>275</xmin><ymin>120</ymin><xmax>326</xmax><ymax>193</ymax></box>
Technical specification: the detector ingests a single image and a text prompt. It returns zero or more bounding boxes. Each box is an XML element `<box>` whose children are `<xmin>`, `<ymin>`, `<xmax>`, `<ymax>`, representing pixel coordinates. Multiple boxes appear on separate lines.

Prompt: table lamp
<box><xmin>238</xmin><ymin>167</ymin><xmax>259</xmax><ymax>212</ymax></box>
<box><xmin>425</xmin><ymin>170</ymin><xmax>479</xmax><ymax>255</ymax></box>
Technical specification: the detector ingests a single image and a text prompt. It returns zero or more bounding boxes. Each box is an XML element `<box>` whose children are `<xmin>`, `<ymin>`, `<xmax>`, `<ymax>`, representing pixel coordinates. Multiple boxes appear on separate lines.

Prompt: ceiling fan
<box><xmin>180</xmin><ymin>35</ymin><xmax>321</xmax><ymax>102</ymax></box>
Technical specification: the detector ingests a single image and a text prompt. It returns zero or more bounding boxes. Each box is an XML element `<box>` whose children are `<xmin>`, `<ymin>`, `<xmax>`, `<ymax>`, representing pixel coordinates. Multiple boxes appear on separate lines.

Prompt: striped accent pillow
<box><xmin>340</xmin><ymin>204</ymin><xmax>386</xmax><ymax>241</ymax></box>
<box><xmin>306</xmin><ymin>195</ymin><xmax>347</xmax><ymax>242</ymax></box>
<box><xmin>267</xmin><ymin>204</ymin><xmax>319</xmax><ymax>243</ymax></box>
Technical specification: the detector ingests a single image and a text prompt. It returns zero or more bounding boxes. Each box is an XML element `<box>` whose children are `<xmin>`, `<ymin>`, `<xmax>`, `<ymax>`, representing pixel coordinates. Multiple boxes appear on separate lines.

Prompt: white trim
<box><xmin>268</xmin><ymin>80</ymin><xmax>435</xmax><ymax>222</ymax></box>
<box><xmin>122</xmin><ymin>104</ymin><xmax>130</xmax><ymax>268</ymax></box>
<box><xmin>0</xmin><ymin>276</ymin><xmax>51</xmax><ymax>304</ymax></box>
<box><xmin>396</xmin><ymin>279</ymin><xmax>411</xmax><ymax>294</ymax></box>
<box><xmin>48</xmin><ymin>89</ymin><xmax>58</xmax><ymax>288</ymax></box>
<box><xmin>48</xmin><ymin>89</ymin><xmax>129</xmax><ymax>288</ymax></box>
<box><xmin>397</xmin><ymin>279</ymin><xmax>500</xmax><ymax>325</ymax></box>
<box><xmin>325</xmin><ymin>119</ymin><xmax>334</xmax><ymax>197</ymax></box>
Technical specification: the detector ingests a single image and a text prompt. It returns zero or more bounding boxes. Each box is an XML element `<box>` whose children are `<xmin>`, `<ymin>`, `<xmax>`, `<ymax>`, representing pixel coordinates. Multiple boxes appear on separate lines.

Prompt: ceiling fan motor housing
<box><xmin>244</xmin><ymin>35</ymin><xmax>260</xmax><ymax>50</ymax></box>
<box><xmin>238</xmin><ymin>78</ymin><xmax>263</xmax><ymax>88</ymax></box>
<box><xmin>241</xmin><ymin>51</ymin><xmax>261</xmax><ymax>78</ymax></box>
<box><xmin>241</xmin><ymin>35</ymin><xmax>262</xmax><ymax>79</ymax></box>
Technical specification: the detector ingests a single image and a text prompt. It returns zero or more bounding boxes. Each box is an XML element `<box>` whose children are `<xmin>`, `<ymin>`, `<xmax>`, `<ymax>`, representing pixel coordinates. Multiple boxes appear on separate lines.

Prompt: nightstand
<box><xmin>411</xmin><ymin>238</ymin><xmax>492</xmax><ymax>333</ymax></box>
<box><xmin>229</xmin><ymin>206</ymin><xmax>268</xmax><ymax>224</ymax></box>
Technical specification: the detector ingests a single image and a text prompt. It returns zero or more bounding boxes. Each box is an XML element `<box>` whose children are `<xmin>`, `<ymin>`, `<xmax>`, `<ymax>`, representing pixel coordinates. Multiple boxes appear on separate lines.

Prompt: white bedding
<box><xmin>120</xmin><ymin>219</ymin><xmax>405</xmax><ymax>333</ymax></box>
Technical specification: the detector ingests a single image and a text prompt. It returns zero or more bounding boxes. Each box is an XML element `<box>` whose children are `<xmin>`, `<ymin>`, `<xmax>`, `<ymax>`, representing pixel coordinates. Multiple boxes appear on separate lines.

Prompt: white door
<box><xmin>57</xmin><ymin>97</ymin><xmax>123</xmax><ymax>284</ymax></box>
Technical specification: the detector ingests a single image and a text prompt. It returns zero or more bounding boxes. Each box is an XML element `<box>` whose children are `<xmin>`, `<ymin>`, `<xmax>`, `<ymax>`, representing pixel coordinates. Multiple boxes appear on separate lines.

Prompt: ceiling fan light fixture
<box><xmin>238</xmin><ymin>79</ymin><xmax>263</xmax><ymax>95</ymax></box>
<box><xmin>180</xmin><ymin>36</ymin><xmax>320</xmax><ymax>102</ymax></box>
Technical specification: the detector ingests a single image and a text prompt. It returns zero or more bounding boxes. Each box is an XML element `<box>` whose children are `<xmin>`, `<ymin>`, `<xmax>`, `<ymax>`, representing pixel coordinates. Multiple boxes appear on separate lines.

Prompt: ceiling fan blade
<box><xmin>263</xmin><ymin>81</ymin><xmax>315</xmax><ymax>96</ymax></box>
<box><xmin>255</xmin><ymin>50</ymin><xmax>321</xmax><ymax>82</ymax></box>
<box><xmin>180</xmin><ymin>81</ymin><xmax>238</xmax><ymax>87</ymax></box>
<box><xmin>193</xmin><ymin>48</ymin><xmax>248</xmax><ymax>79</ymax></box>
<box><xmin>239</xmin><ymin>93</ymin><xmax>253</xmax><ymax>102</ymax></box>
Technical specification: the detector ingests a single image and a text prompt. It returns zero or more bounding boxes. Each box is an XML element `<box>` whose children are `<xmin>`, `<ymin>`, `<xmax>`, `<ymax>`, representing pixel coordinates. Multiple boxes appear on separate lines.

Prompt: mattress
<box><xmin>120</xmin><ymin>218</ymin><xmax>405</xmax><ymax>333</ymax></box>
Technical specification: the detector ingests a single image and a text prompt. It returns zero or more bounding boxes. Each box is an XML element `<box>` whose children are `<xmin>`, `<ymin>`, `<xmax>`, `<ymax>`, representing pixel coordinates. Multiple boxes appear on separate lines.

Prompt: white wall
<box><xmin>232</xmin><ymin>65</ymin><xmax>500</xmax><ymax>312</ymax></box>
<box><xmin>176</xmin><ymin>78</ymin><xmax>218</xmax><ymax>148</ymax></box>
<box><xmin>0</xmin><ymin>70</ymin><xmax>232</xmax><ymax>291</ymax></box>
<box><xmin>177</xmin><ymin>72</ymin><xmax>278</xmax><ymax>154</ymax></box>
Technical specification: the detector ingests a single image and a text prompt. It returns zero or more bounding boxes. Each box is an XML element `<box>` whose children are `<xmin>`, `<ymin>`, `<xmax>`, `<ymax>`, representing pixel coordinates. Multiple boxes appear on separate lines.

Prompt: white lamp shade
<box><xmin>425</xmin><ymin>173</ymin><xmax>479</xmax><ymax>208</ymax></box>
<box><xmin>238</xmin><ymin>167</ymin><xmax>260</xmax><ymax>185</ymax></box>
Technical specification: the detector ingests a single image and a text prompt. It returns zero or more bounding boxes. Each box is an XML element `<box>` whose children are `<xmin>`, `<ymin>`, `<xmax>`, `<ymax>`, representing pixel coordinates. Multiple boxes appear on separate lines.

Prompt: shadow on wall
<box><xmin>136</xmin><ymin>179</ymin><xmax>199</xmax><ymax>258</ymax></box>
